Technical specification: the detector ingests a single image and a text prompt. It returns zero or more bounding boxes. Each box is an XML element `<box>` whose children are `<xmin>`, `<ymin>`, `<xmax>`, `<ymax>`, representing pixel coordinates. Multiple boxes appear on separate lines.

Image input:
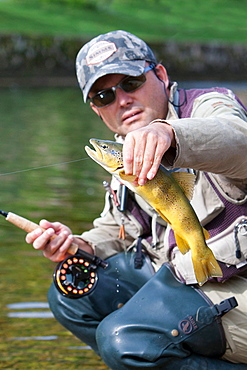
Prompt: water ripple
<box><xmin>7</xmin><ymin>302</ymin><xmax>50</xmax><ymax>309</ymax></box>
<box><xmin>8</xmin><ymin>335</ymin><xmax>58</xmax><ymax>341</ymax></box>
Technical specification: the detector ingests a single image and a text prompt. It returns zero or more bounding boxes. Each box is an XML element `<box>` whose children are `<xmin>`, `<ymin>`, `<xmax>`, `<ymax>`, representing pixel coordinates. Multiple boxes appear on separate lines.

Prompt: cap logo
<box><xmin>86</xmin><ymin>41</ymin><xmax>117</xmax><ymax>65</ymax></box>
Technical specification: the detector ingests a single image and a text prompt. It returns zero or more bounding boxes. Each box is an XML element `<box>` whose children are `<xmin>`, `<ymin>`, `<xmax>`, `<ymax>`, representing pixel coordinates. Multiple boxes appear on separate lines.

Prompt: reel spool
<box><xmin>54</xmin><ymin>254</ymin><xmax>98</xmax><ymax>298</ymax></box>
<box><xmin>54</xmin><ymin>250</ymin><xmax>108</xmax><ymax>299</ymax></box>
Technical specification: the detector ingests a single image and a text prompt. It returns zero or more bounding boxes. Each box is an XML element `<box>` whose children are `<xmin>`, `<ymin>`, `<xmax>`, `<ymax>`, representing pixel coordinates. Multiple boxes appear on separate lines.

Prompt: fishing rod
<box><xmin>0</xmin><ymin>210</ymin><xmax>108</xmax><ymax>299</ymax></box>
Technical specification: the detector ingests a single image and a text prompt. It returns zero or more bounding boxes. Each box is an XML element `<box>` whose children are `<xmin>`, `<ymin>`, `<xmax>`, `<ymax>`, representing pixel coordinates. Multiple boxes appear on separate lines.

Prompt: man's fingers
<box><xmin>146</xmin><ymin>141</ymin><xmax>166</xmax><ymax>180</ymax></box>
<box><xmin>136</xmin><ymin>147</ymin><xmax>156</xmax><ymax>185</ymax></box>
<box><xmin>123</xmin><ymin>123</ymin><xmax>174</xmax><ymax>185</ymax></box>
<box><xmin>134</xmin><ymin>138</ymin><xmax>166</xmax><ymax>185</ymax></box>
<box><xmin>25</xmin><ymin>227</ymin><xmax>44</xmax><ymax>244</ymax></box>
<box><xmin>123</xmin><ymin>135</ymin><xmax>135</xmax><ymax>175</ymax></box>
<box><xmin>32</xmin><ymin>228</ymin><xmax>55</xmax><ymax>250</ymax></box>
<box><xmin>42</xmin><ymin>231</ymin><xmax>73</xmax><ymax>261</ymax></box>
<box><xmin>50</xmin><ymin>234</ymin><xmax>74</xmax><ymax>262</ymax></box>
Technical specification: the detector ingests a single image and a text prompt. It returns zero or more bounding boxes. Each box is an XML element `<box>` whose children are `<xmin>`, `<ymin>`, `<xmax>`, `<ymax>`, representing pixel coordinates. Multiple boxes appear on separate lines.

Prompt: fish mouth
<box><xmin>85</xmin><ymin>138</ymin><xmax>103</xmax><ymax>162</ymax></box>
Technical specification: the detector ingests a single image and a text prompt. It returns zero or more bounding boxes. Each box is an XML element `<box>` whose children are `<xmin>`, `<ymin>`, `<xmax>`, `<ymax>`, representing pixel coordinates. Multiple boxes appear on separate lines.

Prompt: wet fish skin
<box><xmin>85</xmin><ymin>138</ymin><xmax>223</xmax><ymax>285</ymax></box>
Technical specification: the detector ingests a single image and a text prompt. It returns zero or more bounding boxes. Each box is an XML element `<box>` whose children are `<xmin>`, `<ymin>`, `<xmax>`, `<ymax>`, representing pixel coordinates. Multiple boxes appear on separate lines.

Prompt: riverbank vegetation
<box><xmin>0</xmin><ymin>0</ymin><xmax>246</xmax><ymax>44</ymax></box>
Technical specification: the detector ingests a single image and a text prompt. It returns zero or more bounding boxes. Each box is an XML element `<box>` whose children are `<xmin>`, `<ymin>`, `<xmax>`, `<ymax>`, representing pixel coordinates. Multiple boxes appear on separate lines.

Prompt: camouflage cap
<box><xmin>76</xmin><ymin>30</ymin><xmax>157</xmax><ymax>102</ymax></box>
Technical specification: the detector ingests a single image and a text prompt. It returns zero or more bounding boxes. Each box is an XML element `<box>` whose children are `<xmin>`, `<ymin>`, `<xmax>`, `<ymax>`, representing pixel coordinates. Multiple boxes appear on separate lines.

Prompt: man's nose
<box><xmin>116</xmin><ymin>87</ymin><xmax>134</xmax><ymax>106</ymax></box>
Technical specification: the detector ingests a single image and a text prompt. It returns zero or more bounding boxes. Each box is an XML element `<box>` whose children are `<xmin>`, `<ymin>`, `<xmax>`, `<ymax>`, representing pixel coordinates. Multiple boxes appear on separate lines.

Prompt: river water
<box><xmin>0</xmin><ymin>84</ymin><xmax>246</xmax><ymax>369</ymax></box>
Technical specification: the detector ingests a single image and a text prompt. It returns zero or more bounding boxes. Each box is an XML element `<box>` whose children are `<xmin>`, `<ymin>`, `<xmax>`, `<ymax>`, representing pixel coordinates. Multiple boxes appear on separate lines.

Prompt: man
<box><xmin>26</xmin><ymin>30</ymin><xmax>247</xmax><ymax>369</ymax></box>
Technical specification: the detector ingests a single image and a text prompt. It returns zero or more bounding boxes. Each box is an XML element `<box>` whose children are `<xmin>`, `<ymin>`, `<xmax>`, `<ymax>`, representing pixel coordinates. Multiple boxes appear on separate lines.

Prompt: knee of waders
<box><xmin>96</xmin><ymin>263</ymin><xmax>238</xmax><ymax>368</ymax></box>
<box><xmin>96</xmin><ymin>314</ymin><xmax>130</xmax><ymax>370</ymax></box>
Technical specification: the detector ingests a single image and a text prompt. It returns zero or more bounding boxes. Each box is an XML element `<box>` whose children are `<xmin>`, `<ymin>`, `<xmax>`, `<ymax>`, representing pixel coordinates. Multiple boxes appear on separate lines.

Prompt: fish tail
<box><xmin>192</xmin><ymin>249</ymin><xmax>223</xmax><ymax>286</ymax></box>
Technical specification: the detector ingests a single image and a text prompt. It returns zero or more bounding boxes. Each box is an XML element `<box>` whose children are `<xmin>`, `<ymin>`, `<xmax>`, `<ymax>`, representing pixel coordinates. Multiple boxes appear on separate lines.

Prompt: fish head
<box><xmin>85</xmin><ymin>139</ymin><xmax>124</xmax><ymax>175</ymax></box>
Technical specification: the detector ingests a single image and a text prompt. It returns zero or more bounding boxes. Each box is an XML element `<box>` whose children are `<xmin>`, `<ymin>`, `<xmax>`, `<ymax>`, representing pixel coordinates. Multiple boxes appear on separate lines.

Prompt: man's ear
<box><xmin>154</xmin><ymin>64</ymin><xmax>170</xmax><ymax>89</ymax></box>
<box><xmin>90</xmin><ymin>102</ymin><xmax>100</xmax><ymax>115</ymax></box>
<box><xmin>90</xmin><ymin>102</ymin><xmax>103</xmax><ymax>120</ymax></box>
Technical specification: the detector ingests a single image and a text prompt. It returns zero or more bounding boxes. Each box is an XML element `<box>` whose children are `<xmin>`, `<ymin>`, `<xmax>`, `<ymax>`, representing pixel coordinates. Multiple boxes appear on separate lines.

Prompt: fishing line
<box><xmin>0</xmin><ymin>157</ymin><xmax>90</xmax><ymax>177</ymax></box>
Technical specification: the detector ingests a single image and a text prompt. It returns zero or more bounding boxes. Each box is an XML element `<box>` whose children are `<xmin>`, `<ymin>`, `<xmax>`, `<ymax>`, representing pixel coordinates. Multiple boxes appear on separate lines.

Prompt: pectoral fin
<box><xmin>155</xmin><ymin>208</ymin><xmax>170</xmax><ymax>224</ymax></box>
<box><xmin>203</xmin><ymin>227</ymin><xmax>210</xmax><ymax>240</ymax></box>
<box><xmin>119</xmin><ymin>171</ymin><xmax>138</xmax><ymax>182</ymax></box>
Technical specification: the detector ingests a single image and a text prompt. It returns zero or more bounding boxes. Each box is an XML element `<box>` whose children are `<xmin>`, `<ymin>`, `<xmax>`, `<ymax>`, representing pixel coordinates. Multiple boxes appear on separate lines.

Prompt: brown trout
<box><xmin>85</xmin><ymin>138</ymin><xmax>222</xmax><ymax>285</ymax></box>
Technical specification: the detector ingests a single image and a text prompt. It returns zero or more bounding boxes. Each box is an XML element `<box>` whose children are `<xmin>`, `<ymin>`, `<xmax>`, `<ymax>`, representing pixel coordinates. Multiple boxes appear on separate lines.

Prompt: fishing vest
<box><xmin>177</xmin><ymin>86</ymin><xmax>246</xmax><ymax>118</ymax></box>
<box><xmin>168</xmin><ymin>87</ymin><xmax>247</xmax><ymax>282</ymax></box>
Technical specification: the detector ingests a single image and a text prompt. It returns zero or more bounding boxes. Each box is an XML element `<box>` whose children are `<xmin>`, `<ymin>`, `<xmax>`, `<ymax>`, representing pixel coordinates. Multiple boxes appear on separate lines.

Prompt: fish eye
<box><xmin>101</xmin><ymin>145</ymin><xmax>108</xmax><ymax>149</ymax></box>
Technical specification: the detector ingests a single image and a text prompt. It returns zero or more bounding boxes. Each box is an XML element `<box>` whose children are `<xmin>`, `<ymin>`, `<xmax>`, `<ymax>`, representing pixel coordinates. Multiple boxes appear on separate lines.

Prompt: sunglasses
<box><xmin>90</xmin><ymin>64</ymin><xmax>156</xmax><ymax>108</ymax></box>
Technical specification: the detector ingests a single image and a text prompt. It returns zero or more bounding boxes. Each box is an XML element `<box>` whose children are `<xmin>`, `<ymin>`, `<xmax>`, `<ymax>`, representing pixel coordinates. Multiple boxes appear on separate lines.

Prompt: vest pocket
<box><xmin>207</xmin><ymin>216</ymin><xmax>247</xmax><ymax>266</ymax></box>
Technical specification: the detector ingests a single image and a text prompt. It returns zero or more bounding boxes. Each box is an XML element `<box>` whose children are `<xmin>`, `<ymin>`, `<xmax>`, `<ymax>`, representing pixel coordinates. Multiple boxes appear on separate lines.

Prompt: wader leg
<box><xmin>48</xmin><ymin>282</ymin><xmax>102</xmax><ymax>353</ymax></box>
<box><xmin>96</xmin><ymin>264</ymin><xmax>245</xmax><ymax>369</ymax></box>
<box><xmin>95</xmin><ymin>354</ymin><xmax>247</xmax><ymax>370</ymax></box>
<box><xmin>48</xmin><ymin>251</ymin><xmax>154</xmax><ymax>354</ymax></box>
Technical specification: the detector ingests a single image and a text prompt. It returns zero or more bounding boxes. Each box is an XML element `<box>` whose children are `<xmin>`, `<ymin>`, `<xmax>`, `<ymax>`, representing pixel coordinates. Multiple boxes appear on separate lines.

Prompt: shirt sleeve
<box><xmin>165</xmin><ymin>91</ymin><xmax>247</xmax><ymax>185</ymax></box>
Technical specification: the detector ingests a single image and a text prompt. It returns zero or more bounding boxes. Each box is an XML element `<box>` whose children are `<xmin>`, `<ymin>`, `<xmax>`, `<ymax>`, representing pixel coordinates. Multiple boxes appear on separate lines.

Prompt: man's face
<box><xmin>89</xmin><ymin>64</ymin><xmax>169</xmax><ymax>137</ymax></box>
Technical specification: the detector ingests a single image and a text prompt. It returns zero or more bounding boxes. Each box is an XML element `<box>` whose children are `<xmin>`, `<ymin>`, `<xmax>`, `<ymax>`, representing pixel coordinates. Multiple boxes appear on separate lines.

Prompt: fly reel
<box><xmin>54</xmin><ymin>250</ymin><xmax>108</xmax><ymax>299</ymax></box>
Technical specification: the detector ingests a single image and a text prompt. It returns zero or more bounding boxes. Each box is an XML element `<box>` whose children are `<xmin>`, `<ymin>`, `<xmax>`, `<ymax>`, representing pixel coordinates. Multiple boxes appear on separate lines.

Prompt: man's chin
<box><xmin>125</xmin><ymin>120</ymin><xmax>149</xmax><ymax>134</ymax></box>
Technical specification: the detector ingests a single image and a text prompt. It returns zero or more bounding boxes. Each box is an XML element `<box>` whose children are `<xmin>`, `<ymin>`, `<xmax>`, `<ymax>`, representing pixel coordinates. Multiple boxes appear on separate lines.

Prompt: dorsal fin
<box><xmin>171</xmin><ymin>172</ymin><xmax>196</xmax><ymax>201</ymax></box>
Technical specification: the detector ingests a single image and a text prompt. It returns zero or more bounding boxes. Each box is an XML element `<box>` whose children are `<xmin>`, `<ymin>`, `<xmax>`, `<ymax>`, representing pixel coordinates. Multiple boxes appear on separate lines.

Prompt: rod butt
<box><xmin>0</xmin><ymin>210</ymin><xmax>8</xmax><ymax>217</ymax></box>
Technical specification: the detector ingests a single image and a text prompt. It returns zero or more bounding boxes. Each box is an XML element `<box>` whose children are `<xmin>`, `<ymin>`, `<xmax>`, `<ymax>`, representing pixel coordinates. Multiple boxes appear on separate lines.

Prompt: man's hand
<box><xmin>25</xmin><ymin>219</ymin><xmax>93</xmax><ymax>262</ymax></box>
<box><xmin>123</xmin><ymin>121</ymin><xmax>175</xmax><ymax>185</ymax></box>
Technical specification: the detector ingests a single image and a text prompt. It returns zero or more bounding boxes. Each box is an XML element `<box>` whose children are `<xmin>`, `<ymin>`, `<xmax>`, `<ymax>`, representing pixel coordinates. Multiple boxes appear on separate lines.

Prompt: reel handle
<box><xmin>6</xmin><ymin>211</ymin><xmax>78</xmax><ymax>254</ymax></box>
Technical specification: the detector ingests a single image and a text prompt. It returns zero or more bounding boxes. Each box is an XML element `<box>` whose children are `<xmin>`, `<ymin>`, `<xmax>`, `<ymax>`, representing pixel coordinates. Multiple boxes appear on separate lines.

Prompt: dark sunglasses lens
<box><xmin>91</xmin><ymin>74</ymin><xmax>147</xmax><ymax>107</ymax></box>
<box><xmin>121</xmin><ymin>74</ymin><xmax>146</xmax><ymax>92</ymax></box>
<box><xmin>92</xmin><ymin>89</ymin><xmax>116</xmax><ymax>107</ymax></box>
